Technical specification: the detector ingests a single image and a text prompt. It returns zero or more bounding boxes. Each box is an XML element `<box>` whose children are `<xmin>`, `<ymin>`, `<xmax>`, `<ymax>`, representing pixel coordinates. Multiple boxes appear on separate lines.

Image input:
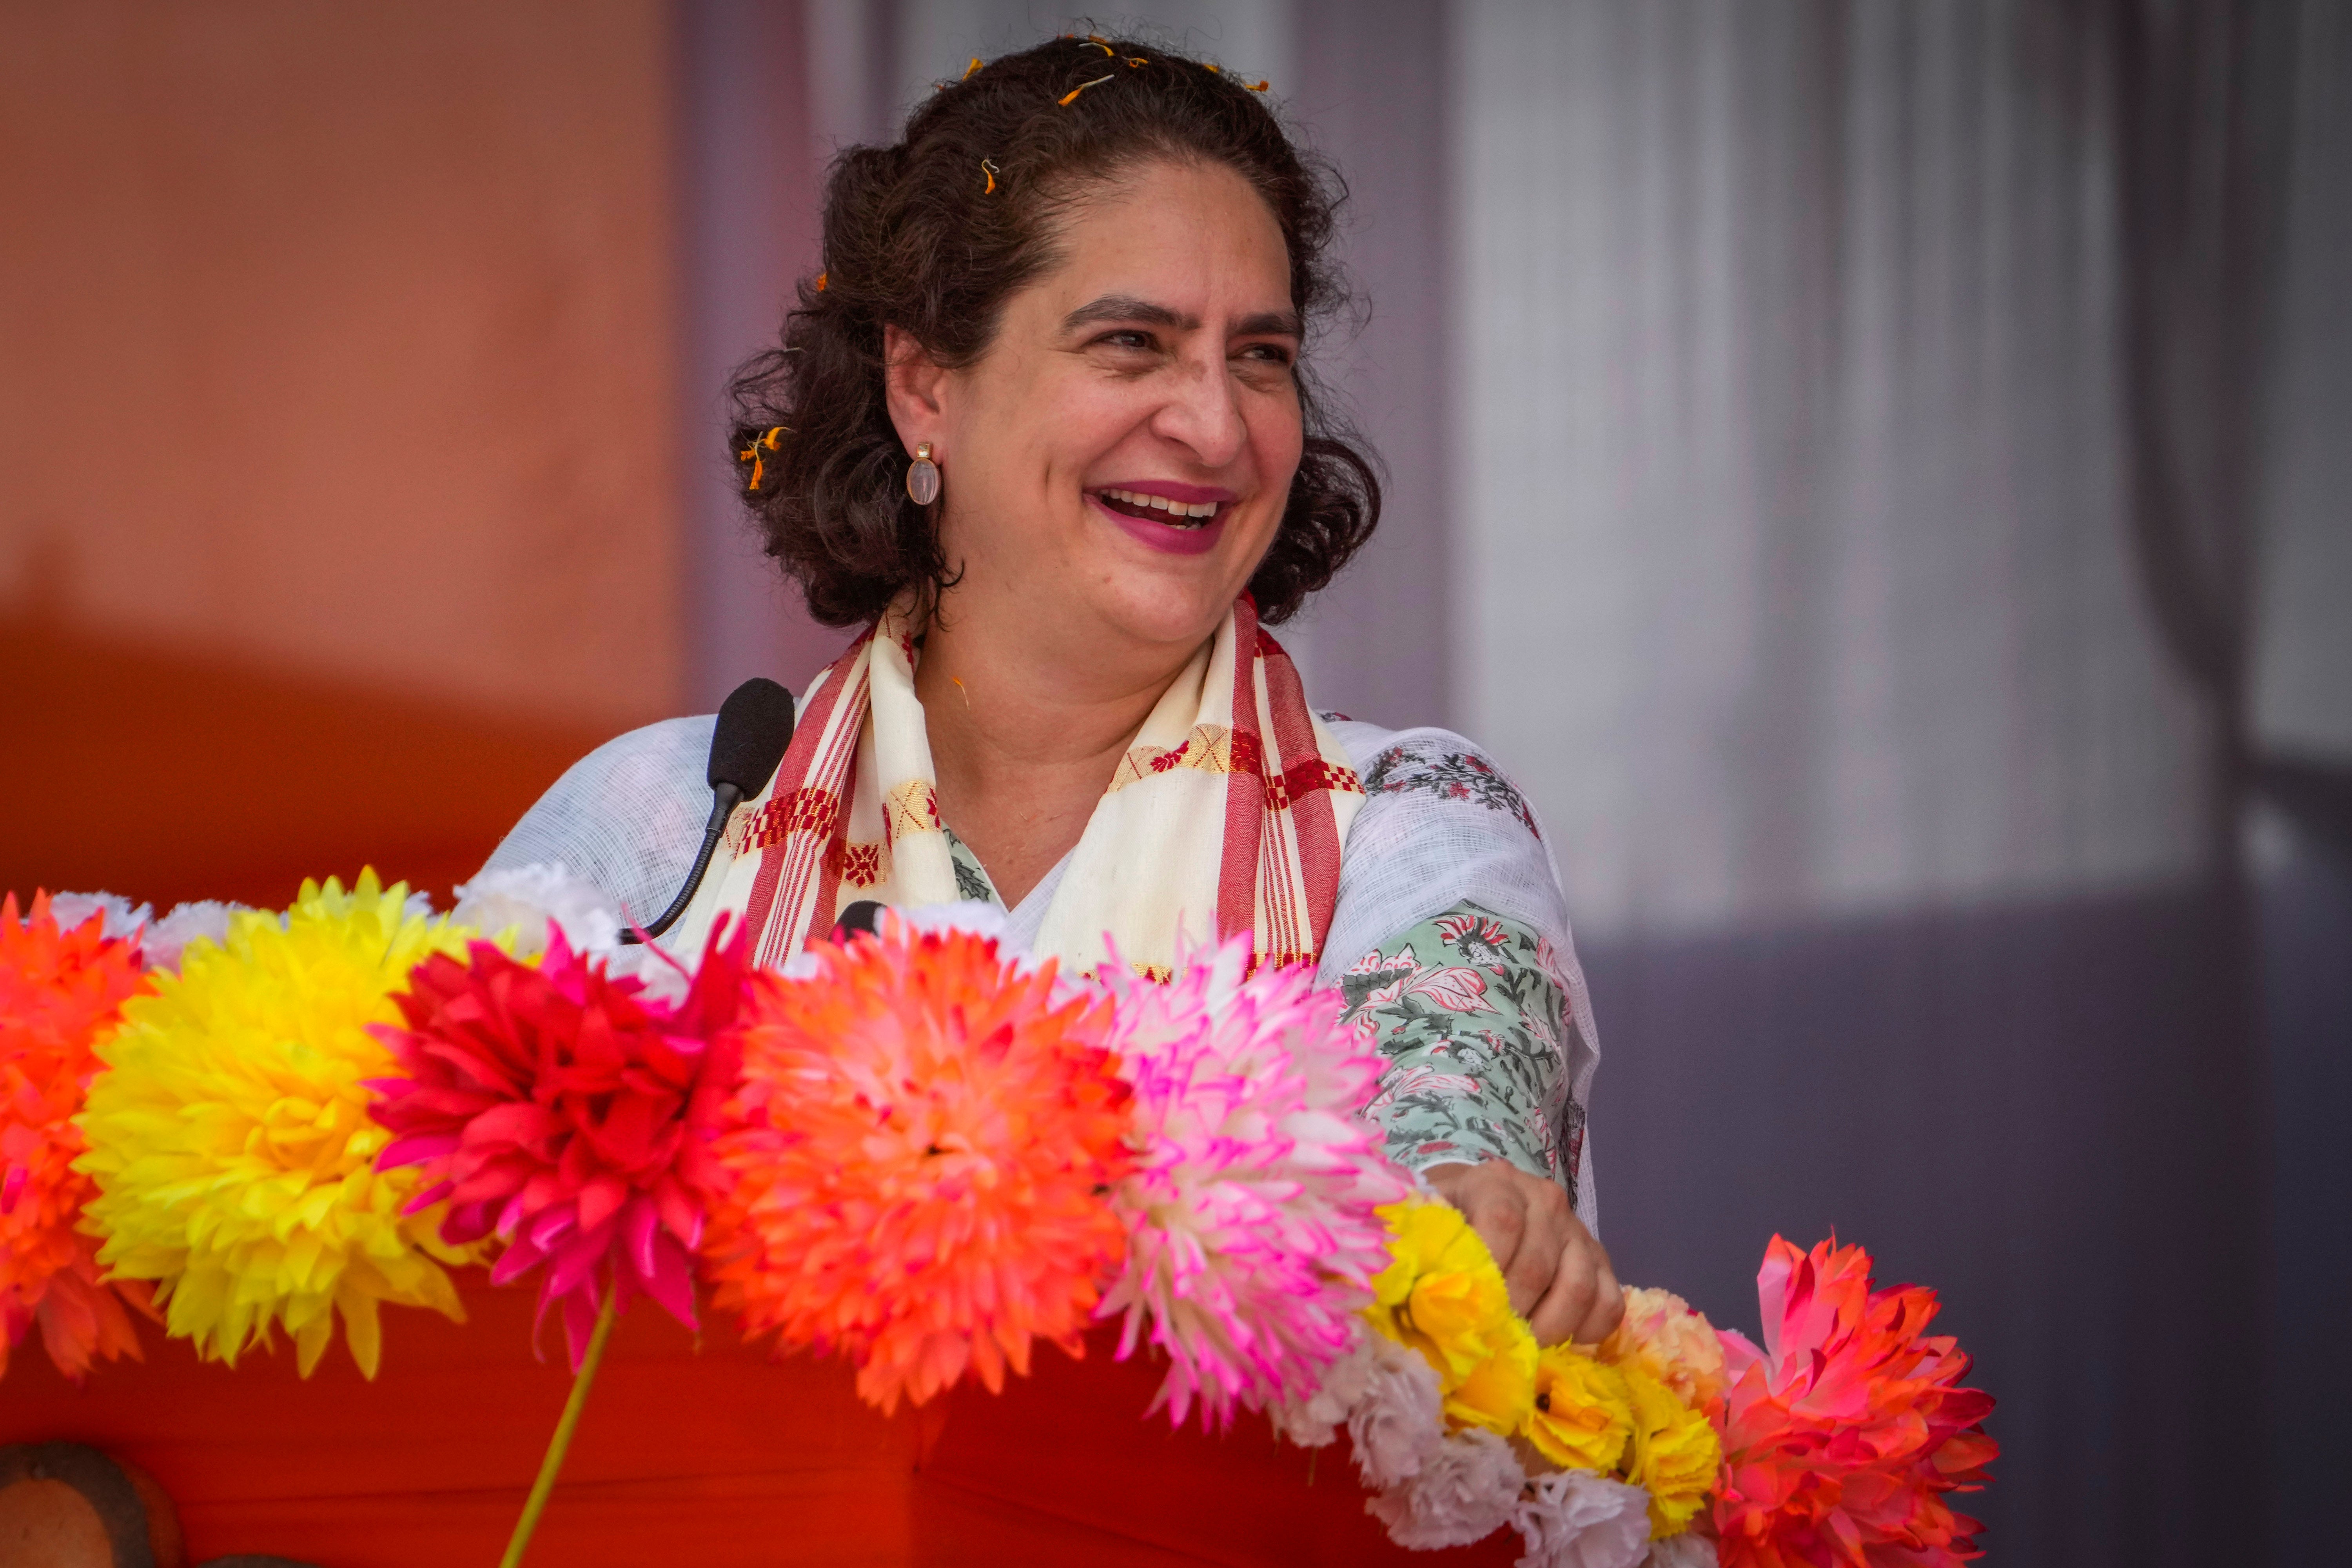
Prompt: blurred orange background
<box><xmin>2</xmin><ymin>0</ymin><xmax>685</xmax><ymax>911</ymax></box>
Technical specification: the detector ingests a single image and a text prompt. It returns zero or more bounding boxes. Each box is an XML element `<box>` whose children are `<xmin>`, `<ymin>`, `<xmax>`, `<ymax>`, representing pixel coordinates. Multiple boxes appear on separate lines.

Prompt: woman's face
<box><xmin>888</xmin><ymin>157</ymin><xmax>1303</xmax><ymax>661</ymax></box>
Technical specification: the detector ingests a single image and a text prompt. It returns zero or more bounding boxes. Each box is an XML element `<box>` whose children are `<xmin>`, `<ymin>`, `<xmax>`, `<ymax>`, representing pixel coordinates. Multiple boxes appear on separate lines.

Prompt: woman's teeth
<box><xmin>1098</xmin><ymin>488</ymin><xmax>1223</xmax><ymax>526</ymax></box>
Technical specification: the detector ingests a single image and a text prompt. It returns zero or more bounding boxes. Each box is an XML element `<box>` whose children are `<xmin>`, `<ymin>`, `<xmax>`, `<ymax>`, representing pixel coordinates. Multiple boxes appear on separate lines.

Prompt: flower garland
<box><xmin>4</xmin><ymin>869</ymin><xmax>1996</xmax><ymax>1565</ymax></box>
<box><xmin>1326</xmin><ymin>1200</ymin><xmax>1991</xmax><ymax>1567</ymax></box>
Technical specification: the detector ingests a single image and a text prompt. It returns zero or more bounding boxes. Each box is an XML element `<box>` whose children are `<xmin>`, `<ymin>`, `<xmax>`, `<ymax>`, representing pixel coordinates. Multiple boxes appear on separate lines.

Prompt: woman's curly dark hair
<box><xmin>726</xmin><ymin>33</ymin><xmax>1379</xmax><ymax>628</ymax></box>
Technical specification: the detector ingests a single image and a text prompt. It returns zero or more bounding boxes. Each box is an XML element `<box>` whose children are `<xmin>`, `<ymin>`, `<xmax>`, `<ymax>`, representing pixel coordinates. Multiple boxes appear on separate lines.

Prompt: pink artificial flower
<box><xmin>1096</xmin><ymin>935</ymin><xmax>1412</xmax><ymax>1428</ymax></box>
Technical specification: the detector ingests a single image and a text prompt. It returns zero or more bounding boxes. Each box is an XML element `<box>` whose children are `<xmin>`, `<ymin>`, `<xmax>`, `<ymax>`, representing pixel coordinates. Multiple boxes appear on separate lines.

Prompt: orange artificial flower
<box><xmin>1713</xmin><ymin>1237</ymin><xmax>1996</xmax><ymax>1568</ymax></box>
<box><xmin>0</xmin><ymin>893</ymin><xmax>155</xmax><ymax>1381</ymax></box>
<box><xmin>704</xmin><ymin>917</ymin><xmax>1133</xmax><ymax>1413</ymax></box>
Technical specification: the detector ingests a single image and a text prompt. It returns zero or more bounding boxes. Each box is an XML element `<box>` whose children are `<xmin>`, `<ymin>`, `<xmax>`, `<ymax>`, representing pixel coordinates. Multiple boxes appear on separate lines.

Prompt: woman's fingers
<box><xmin>1527</xmin><ymin>1228</ymin><xmax>1595</xmax><ymax>1345</ymax></box>
<box><xmin>1465</xmin><ymin>1185</ymin><xmax>1546</xmax><ymax>1314</ymax></box>
<box><xmin>1500</xmin><ymin>1181</ymin><xmax>1570</xmax><ymax>1317</ymax></box>
<box><xmin>1574</xmin><ymin>1246</ymin><xmax>1625</xmax><ymax>1345</ymax></box>
<box><xmin>1528</xmin><ymin>1221</ymin><xmax>1625</xmax><ymax>1347</ymax></box>
<box><xmin>1423</xmin><ymin>1159</ymin><xmax>1601</xmax><ymax>1330</ymax></box>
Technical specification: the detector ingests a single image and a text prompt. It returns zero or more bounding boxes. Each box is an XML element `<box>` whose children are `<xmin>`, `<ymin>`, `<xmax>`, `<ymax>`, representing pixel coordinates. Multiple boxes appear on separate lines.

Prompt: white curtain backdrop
<box><xmin>1451</xmin><ymin>0</ymin><xmax>2213</xmax><ymax>942</ymax></box>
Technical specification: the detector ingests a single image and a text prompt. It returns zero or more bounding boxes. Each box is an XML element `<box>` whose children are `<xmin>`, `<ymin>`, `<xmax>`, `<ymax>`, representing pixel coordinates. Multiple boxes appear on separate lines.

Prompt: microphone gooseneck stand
<box><xmin>624</xmin><ymin>782</ymin><xmax>748</xmax><ymax>943</ymax></box>
<box><xmin>620</xmin><ymin>676</ymin><xmax>797</xmax><ymax>945</ymax></box>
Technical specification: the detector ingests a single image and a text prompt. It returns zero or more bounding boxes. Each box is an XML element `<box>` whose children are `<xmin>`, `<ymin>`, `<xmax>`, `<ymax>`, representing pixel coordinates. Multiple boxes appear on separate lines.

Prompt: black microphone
<box><xmin>621</xmin><ymin>677</ymin><xmax>796</xmax><ymax>943</ymax></box>
<box><xmin>831</xmin><ymin>899</ymin><xmax>886</xmax><ymax>944</ymax></box>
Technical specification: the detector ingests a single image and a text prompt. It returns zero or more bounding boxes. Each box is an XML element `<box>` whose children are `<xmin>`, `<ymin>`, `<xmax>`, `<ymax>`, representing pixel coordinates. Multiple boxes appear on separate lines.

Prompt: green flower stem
<box><xmin>499</xmin><ymin>1293</ymin><xmax>621</xmax><ymax>1568</ymax></box>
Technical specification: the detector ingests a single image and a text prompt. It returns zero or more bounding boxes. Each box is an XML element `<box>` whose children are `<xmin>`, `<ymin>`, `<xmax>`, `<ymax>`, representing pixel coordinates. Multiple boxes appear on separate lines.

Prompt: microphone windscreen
<box><xmin>708</xmin><ymin>677</ymin><xmax>797</xmax><ymax>797</ymax></box>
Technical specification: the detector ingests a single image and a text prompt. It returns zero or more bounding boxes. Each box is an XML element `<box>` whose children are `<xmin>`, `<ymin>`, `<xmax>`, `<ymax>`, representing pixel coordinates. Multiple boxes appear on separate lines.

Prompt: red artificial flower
<box><xmin>1713</xmin><ymin>1236</ymin><xmax>1996</xmax><ymax>1568</ymax></box>
<box><xmin>0</xmin><ymin>892</ymin><xmax>156</xmax><ymax>1381</ymax></box>
<box><xmin>369</xmin><ymin>926</ymin><xmax>748</xmax><ymax>1367</ymax></box>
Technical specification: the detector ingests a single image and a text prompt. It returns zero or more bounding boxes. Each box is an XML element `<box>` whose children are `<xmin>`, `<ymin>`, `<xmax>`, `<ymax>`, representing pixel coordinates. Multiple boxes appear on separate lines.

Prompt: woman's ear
<box><xmin>882</xmin><ymin>325</ymin><xmax>949</xmax><ymax>454</ymax></box>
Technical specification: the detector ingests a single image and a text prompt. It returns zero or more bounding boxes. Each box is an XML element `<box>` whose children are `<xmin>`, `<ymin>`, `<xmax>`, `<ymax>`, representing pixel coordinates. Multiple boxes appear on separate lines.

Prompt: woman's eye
<box><xmin>1238</xmin><ymin>343</ymin><xmax>1295</xmax><ymax>368</ymax></box>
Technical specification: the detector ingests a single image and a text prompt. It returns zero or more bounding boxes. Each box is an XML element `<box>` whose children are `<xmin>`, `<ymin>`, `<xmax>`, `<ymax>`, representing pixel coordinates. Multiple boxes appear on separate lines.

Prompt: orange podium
<box><xmin>0</xmin><ymin>1277</ymin><xmax>1520</xmax><ymax>1566</ymax></box>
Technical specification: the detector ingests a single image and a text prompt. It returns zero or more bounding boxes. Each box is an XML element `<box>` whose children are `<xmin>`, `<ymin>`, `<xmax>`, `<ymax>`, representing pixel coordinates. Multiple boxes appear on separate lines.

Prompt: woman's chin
<box><xmin>1066</xmin><ymin>501</ymin><xmax>1272</xmax><ymax>642</ymax></box>
<box><xmin>1083</xmin><ymin>576</ymin><xmax>1246</xmax><ymax>653</ymax></box>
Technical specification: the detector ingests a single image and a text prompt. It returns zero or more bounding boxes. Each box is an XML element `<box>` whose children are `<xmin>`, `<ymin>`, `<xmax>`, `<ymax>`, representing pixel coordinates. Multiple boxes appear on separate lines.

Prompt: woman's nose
<box><xmin>1150</xmin><ymin>354</ymin><xmax>1249</xmax><ymax>468</ymax></box>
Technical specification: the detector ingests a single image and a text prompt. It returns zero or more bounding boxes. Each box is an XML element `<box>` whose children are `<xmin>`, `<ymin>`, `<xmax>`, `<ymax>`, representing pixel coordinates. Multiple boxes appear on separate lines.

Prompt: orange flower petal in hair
<box><xmin>1713</xmin><ymin>1236</ymin><xmax>1998</xmax><ymax>1568</ymax></box>
<box><xmin>704</xmin><ymin>915</ymin><xmax>1134</xmax><ymax>1414</ymax></box>
<box><xmin>0</xmin><ymin>893</ymin><xmax>156</xmax><ymax>1382</ymax></box>
<box><xmin>736</xmin><ymin>425</ymin><xmax>788</xmax><ymax>493</ymax></box>
<box><xmin>1058</xmin><ymin>74</ymin><xmax>1114</xmax><ymax>106</ymax></box>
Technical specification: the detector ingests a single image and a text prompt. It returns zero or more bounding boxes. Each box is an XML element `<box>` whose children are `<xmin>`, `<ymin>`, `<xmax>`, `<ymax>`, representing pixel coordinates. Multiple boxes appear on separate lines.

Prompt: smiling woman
<box><xmin>487</xmin><ymin>34</ymin><xmax>1620</xmax><ymax>1352</ymax></box>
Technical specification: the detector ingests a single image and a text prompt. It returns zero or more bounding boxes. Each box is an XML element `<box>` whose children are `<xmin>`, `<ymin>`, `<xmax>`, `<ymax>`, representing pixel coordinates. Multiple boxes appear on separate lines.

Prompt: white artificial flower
<box><xmin>1639</xmin><ymin>1533</ymin><xmax>1717</xmax><ymax>1568</ymax></box>
<box><xmin>889</xmin><ymin>903</ymin><xmax>1071</xmax><ymax>984</ymax></box>
<box><xmin>1347</xmin><ymin>1334</ymin><xmax>1445</xmax><ymax>1488</ymax></box>
<box><xmin>774</xmin><ymin>946</ymin><xmax>826</xmax><ymax>982</ymax></box>
<box><xmin>1272</xmin><ymin>1326</ymin><xmax>1378</xmax><ymax>1448</ymax></box>
<box><xmin>599</xmin><ymin>941</ymin><xmax>695</xmax><ymax>1009</ymax></box>
<box><xmin>143</xmin><ymin>901</ymin><xmax>248</xmax><ymax>971</ymax></box>
<box><xmin>1367</xmin><ymin>1426</ymin><xmax>1526</xmax><ymax>1550</ymax></box>
<box><xmin>890</xmin><ymin>900</ymin><xmax>1011</xmax><ymax>945</ymax></box>
<box><xmin>46</xmin><ymin>892</ymin><xmax>151</xmax><ymax>942</ymax></box>
<box><xmin>1509</xmin><ymin>1469</ymin><xmax>1654</xmax><ymax>1568</ymax></box>
<box><xmin>451</xmin><ymin>863</ymin><xmax>622</xmax><ymax>956</ymax></box>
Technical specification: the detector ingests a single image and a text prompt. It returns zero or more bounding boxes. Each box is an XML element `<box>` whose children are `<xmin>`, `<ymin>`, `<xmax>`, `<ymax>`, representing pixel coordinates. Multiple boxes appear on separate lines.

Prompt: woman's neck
<box><xmin>912</xmin><ymin>608</ymin><xmax>1202</xmax><ymax>909</ymax></box>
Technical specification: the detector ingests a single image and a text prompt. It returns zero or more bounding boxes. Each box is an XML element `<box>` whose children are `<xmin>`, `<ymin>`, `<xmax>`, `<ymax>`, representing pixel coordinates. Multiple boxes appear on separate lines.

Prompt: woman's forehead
<box><xmin>1034</xmin><ymin>162</ymin><xmax>1293</xmax><ymax>325</ymax></box>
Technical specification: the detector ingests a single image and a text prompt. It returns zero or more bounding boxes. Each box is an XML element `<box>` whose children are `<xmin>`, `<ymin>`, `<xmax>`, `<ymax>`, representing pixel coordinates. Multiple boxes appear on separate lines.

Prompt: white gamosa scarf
<box><xmin>671</xmin><ymin>594</ymin><xmax>1365</xmax><ymax>978</ymax></box>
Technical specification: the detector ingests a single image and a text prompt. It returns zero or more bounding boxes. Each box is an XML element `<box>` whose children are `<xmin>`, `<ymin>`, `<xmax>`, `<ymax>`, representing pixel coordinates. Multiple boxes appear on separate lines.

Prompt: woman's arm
<box><xmin>1338</xmin><ymin>901</ymin><xmax>1621</xmax><ymax>1345</ymax></box>
<box><xmin>477</xmin><ymin>716</ymin><xmax>714</xmax><ymax>929</ymax></box>
<box><xmin>1323</xmin><ymin>723</ymin><xmax>1619</xmax><ymax>1345</ymax></box>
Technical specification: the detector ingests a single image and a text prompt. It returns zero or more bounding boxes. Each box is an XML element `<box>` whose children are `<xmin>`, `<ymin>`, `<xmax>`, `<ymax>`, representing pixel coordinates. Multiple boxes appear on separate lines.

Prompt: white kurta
<box><xmin>481</xmin><ymin>710</ymin><xmax>1604</xmax><ymax>1234</ymax></box>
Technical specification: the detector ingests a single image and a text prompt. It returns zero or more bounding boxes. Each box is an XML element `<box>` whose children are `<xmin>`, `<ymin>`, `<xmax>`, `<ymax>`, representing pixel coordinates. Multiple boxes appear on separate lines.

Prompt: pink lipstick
<box><xmin>1086</xmin><ymin>481</ymin><xmax>1237</xmax><ymax>557</ymax></box>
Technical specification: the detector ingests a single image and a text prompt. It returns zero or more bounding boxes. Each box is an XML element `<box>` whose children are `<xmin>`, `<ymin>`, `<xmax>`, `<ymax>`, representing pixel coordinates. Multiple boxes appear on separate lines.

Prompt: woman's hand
<box><xmin>1425</xmin><ymin>1158</ymin><xmax>1624</xmax><ymax>1347</ymax></box>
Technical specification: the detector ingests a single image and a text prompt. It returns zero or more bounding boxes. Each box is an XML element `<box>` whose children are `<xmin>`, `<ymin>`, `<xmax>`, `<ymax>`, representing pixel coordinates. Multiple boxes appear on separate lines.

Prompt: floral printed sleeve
<box><xmin>1338</xmin><ymin>901</ymin><xmax>1584</xmax><ymax>1202</ymax></box>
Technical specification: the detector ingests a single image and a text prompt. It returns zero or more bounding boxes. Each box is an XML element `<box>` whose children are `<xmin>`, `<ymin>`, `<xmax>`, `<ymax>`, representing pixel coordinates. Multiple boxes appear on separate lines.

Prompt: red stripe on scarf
<box><xmin>742</xmin><ymin>628</ymin><xmax>871</xmax><ymax>960</ymax></box>
<box><xmin>1254</xmin><ymin>620</ymin><xmax>1345</xmax><ymax>957</ymax></box>
<box><xmin>741</xmin><ymin>600</ymin><xmax>1354</xmax><ymax>971</ymax></box>
<box><xmin>1216</xmin><ymin>595</ymin><xmax>1269</xmax><ymax>943</ymax></box>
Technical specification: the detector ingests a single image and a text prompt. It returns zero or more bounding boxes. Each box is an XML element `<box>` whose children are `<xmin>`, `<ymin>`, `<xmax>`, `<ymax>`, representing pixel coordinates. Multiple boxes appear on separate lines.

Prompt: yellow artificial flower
<box><xmin>1367</xmin><ymin>1199</ymin><xmax>1539</xmax><ymax>1434</ymax></box>
<box><xmin>1523</xmin><ymin>1342</ymin><xmax>1635</xmax><ymax>1470</ymax></box>
<box><xmin>75</xmin><ymin>871</ymin><xmax>487</xmax><ymax>1378</ymax></box>
<box><xmin>1621</xmin><ymin>1361</ymin><xmax>1722</xmax><ymax>1538</ymax></box>
<box><xmin>1446</xmin><ymin>1320</ymin><xmax>1538</xmax><ymax>1434</ymax></box>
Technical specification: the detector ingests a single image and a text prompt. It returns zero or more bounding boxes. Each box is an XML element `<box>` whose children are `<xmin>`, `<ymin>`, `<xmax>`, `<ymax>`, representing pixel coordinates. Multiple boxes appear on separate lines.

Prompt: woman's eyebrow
<box><xmin>1062</xmin><ymin>295</ymin><xmax>1195</xmax><ymax>332</ymax></box>
<box><xmin>1058</xmin><ymin>296</ymin><xmax>1302</xmax><ymax>339</ymax></box>
<box><xmin>1234</xmin><ymin>309</ymin><xmax>1303</xmax><ymax>339</ymax></box>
